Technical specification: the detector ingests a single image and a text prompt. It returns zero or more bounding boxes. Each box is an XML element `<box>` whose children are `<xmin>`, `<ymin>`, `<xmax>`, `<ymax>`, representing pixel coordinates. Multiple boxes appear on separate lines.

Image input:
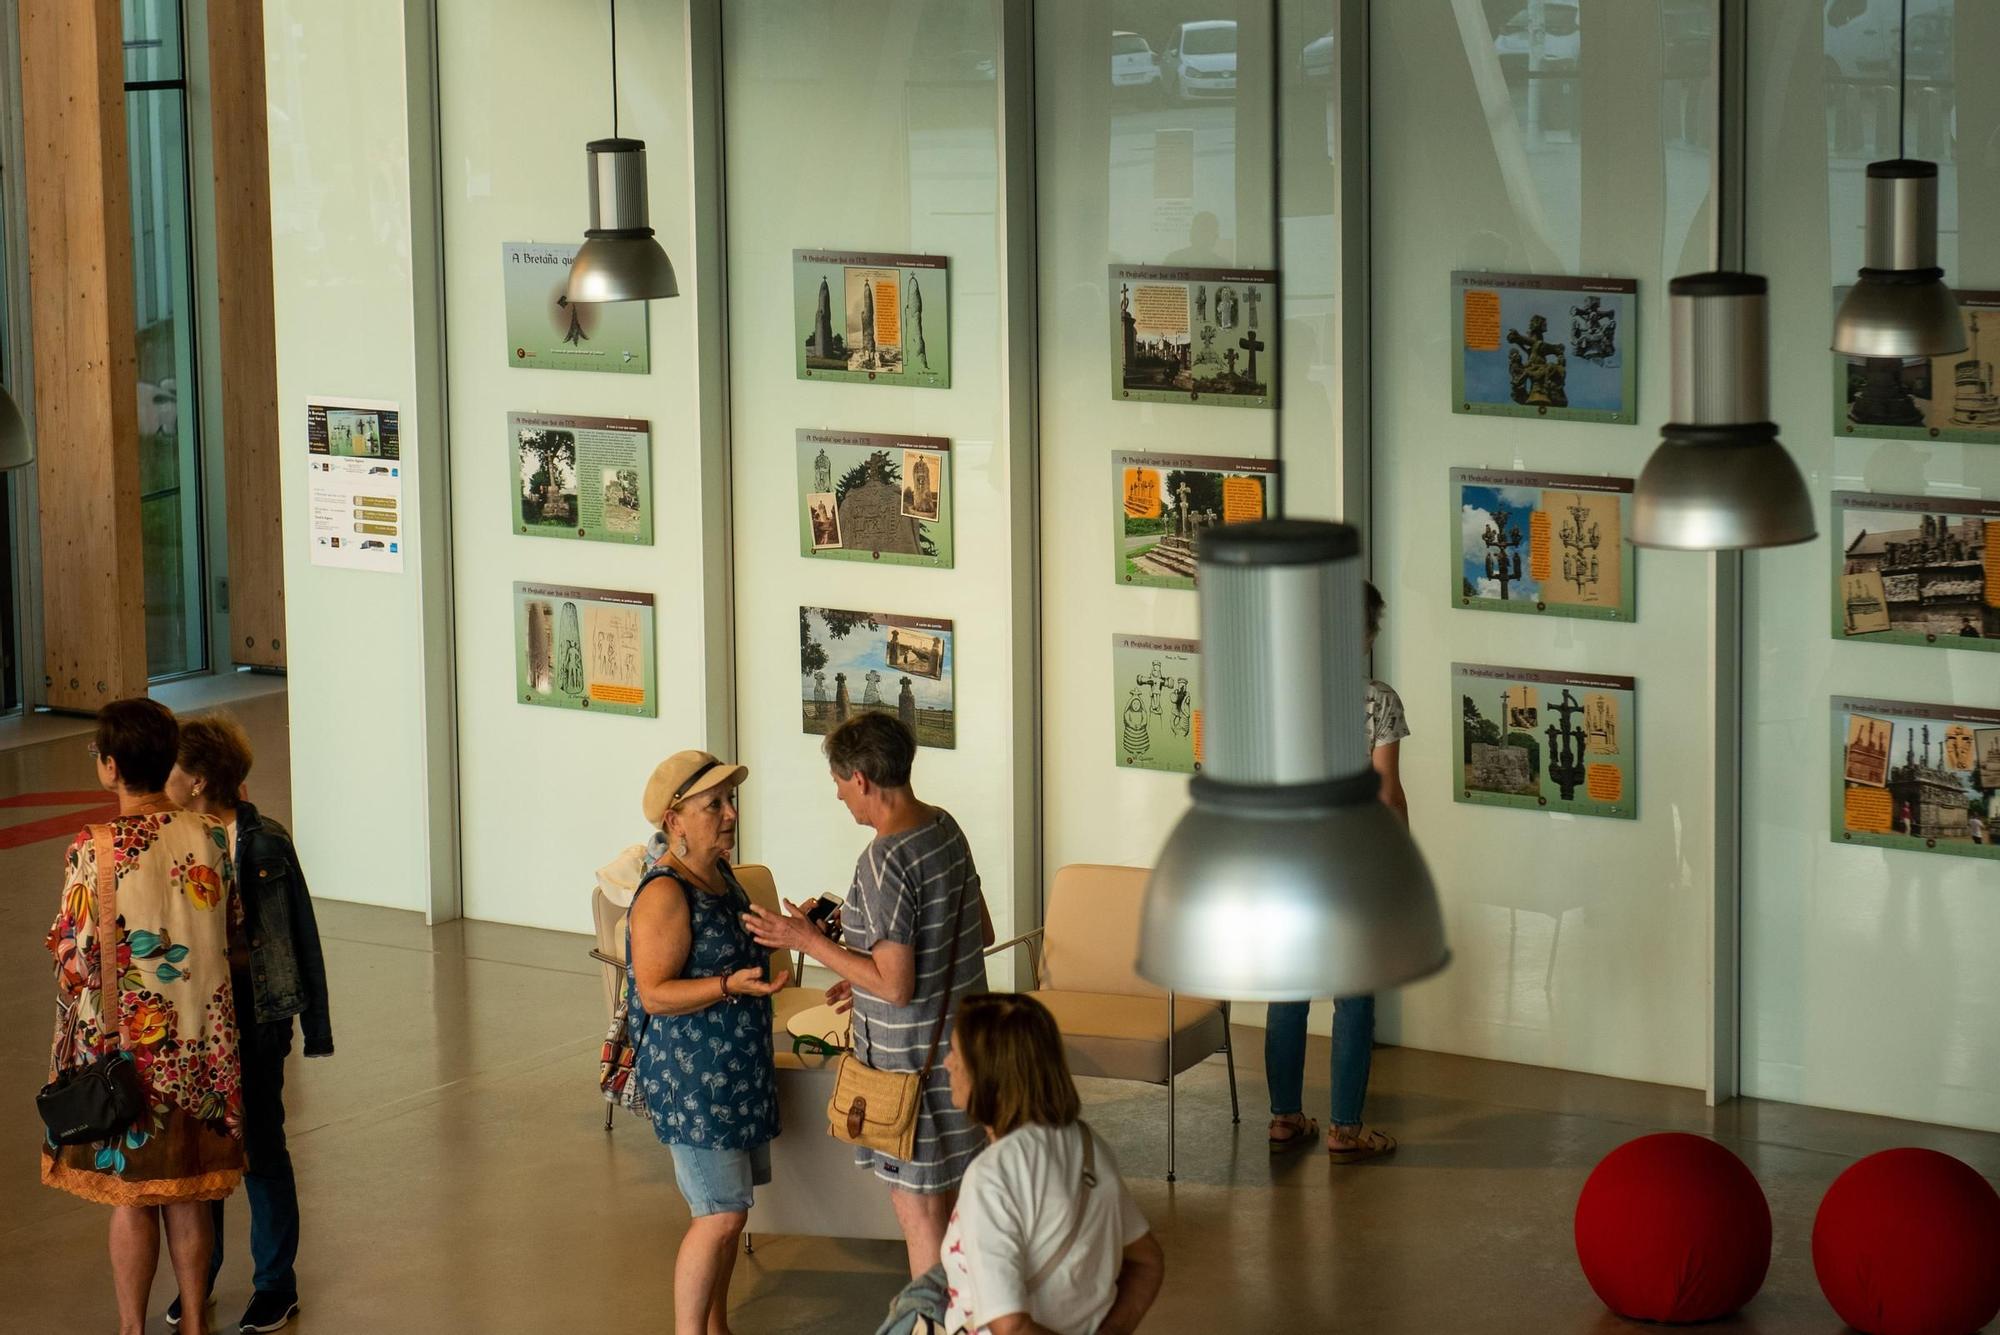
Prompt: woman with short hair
<box><xmin>939</xmin><ymin>993</ymin><xmax>1165</xmax><ymax>1335</ymax></box>
<box><xmin>42</xmin><ymin>698</ymin><xmax>243</xmax><ymax>1335</ymax></box>
<box><xmin>164</xmin><ymin>713</ymin><xmax>332</xmax><ymax>1333</ymax></box>
<box><xmin>627</xmin><ymin>750</ymin><xmax>790</xmax><ymax>1335</ymax></box>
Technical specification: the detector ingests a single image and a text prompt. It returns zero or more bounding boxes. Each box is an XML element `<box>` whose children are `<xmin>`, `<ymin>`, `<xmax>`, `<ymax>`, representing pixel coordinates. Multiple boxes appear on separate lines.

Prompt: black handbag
<box><xmin>37</xmin><ymin>826</ymin><xmax>145</xmax><ymax>1147</ymax></box>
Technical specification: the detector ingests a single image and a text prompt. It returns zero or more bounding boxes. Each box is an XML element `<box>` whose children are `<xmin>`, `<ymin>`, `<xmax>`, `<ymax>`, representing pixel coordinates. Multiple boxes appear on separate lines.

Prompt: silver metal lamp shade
<box><xmin>0</xmin><ymin>386</ymin><xmax>30</xmax><ymax>471</ymax></box>
<box><xmin>1632</xmin><ymin>273</ymin><xmax>1816</xmax><ymax>551</ymax></box>
<box><xmin>1831</xmin><ymin>161</ymin><xmax>1964</xmax><ymax>359</ymax></box>
<box><xmin>1136</xmin><ymin>520</ymin><xmax>1449</xmax><ymax>1001</ymax></box>
<box><xmin>566</xmin><ymin>138</ymin><xmax>678</xmax><ymax>304</ymax></box>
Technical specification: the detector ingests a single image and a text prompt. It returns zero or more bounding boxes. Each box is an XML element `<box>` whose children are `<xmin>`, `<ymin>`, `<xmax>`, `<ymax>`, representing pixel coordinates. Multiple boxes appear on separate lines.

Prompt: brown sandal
<box><xmin>1268</xmin><ymin>1114</ymin><xmax>1320</xmax><ymax>1153</ymax></box>
<box><xmin>1326</xmin><ymin>1126</ymin><xmax>1396</xmax><ymax>1164</ymax></box>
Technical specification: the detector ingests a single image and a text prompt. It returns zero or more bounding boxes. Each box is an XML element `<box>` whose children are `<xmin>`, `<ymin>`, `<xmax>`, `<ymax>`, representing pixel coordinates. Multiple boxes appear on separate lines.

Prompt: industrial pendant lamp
<box><xmin>0</xmin><ymin>386</ymin><xmax>30</xmax><ymax>471</ymax></box>
<box><xmin>1135</xmin><ymin>521</ymin><xmax>1449</xmax><ymax>1001</ymax></box>
<box><xmin>1830</xmin><ymin>1</ymin><xmax>1962</xmax><ymax>358</ymax></box>
<box><xmin>565</xmin><ymin>0</ymin><xmax>678</xmax><ymax>304</ymax></box>
<box><xmin>1632</xmin><ymin>274</ymin><xmax>1815</xmax><ymax>550</ymax></box>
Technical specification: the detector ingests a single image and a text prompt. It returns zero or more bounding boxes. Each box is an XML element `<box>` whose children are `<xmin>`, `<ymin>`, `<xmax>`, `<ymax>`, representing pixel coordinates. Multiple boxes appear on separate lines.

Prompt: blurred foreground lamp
<box><xmin>1830</xmin><ymin>160</ymin><xmax>1962</xmax><ymax>358</ymax></box>
<box><xmin>565</xmin><ymin>1</ymin><xmax>678</xmax><ymax>305</ymax></box>
<box><xmin>1632</xmin><ymin>274</ymin><xmax>1815</xmax><ymax>551</ymax></box>
<box><xmin>0</xmin><ymin>386</ymin><xmax>29</xmax><ymax>471</ymax></box>
<box><xmin>1135</xmin><ymin>521</ymin><xmax>1449</xmax><ymax>1001</ymax></box>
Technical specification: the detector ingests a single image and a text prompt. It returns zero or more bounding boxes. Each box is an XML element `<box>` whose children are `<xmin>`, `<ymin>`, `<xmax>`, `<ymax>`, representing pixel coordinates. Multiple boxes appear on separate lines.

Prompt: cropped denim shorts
<box><xmin>669</xmin><ymin>1140</ymin><xmax>772</xmax><ymax>1217</ymax></box>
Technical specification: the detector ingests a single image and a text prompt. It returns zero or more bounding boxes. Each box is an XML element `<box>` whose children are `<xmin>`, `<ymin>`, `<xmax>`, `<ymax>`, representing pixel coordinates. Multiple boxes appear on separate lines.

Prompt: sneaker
<box><xmin>239</xmin><ymin>1292</ymin><xmax>301</xmax><ymax>1333</ymax></box>
<box><xmin>165</xmin><ymin>1295</ymin><xmax>210</xmax><ymax>1327</ymax></box>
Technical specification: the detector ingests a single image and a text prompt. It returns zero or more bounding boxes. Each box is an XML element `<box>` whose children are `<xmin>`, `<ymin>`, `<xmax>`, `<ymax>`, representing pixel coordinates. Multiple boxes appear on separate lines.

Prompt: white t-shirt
<box><xmin>941</xmin><ymin>1122</ymin><xmax>1149</xmax><ymax>1335</ymax></box>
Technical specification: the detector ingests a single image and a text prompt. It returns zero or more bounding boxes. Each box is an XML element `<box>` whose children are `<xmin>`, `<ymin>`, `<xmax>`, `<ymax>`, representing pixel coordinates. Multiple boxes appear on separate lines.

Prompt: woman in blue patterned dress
<box><xmin>626</xmin><ymin>751</ymin><xmax>789</xmax><ymax>1335</ymax></box>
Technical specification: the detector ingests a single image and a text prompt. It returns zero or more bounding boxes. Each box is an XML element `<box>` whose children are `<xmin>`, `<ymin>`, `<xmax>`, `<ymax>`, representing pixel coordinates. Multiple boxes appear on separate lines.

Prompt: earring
<box><xmin>675</xmin><ymin>837</ymin><xmax>689</xmax><ymax>857</ymax></box>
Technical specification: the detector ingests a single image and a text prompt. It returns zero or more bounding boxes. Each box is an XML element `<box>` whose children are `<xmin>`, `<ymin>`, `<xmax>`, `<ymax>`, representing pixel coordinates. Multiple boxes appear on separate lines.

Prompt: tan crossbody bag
<box><xmin>827</xmin><ymin>870</ymin><xmax>973</xmax><ymax>1160</ymax></box>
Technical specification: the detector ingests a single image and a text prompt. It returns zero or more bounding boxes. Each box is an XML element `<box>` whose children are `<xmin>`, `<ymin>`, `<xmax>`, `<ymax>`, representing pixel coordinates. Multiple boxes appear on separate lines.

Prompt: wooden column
<box><xmin>18</xmin><ymin>0</ymin><xmax>148</xmax><ymax>709</ymax></box>
<box><xmin>205</xmin><ymin>0</ymin><xmax>285</xmax><ymax>668</ymax></box>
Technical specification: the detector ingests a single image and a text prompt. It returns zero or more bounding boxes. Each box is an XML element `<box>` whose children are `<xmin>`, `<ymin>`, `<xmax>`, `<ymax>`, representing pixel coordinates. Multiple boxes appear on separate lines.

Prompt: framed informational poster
<box><xmin>1832</xmin><ymin>696</ymin><xmax>2000</xmax><ymax>861</ymax></box>
<box><xmin>1832</xmin><ymin>492</ymin><xmax>1999</xmax><ymax>649</ymax></box>
<box><xmin>1113</xmin><ymin>452</ymin><xmax>1277</xmax><ymax>589</ymax></box>
<box><xmin>1112</xmin><ymin>635</ymin><xmax>1202</xmax><ymax>773</ymax></box>
<box><xmin>1451</xmin><ymin>271</ymin><xmax>1638</xmax><ymax>423</ymax></box>
<box><xmin>1110</xmin><ymin>264</ymin><xmax>1277</xmax><ymax>408</ymax></box>
<box><xmin>1451</xmin><ymin>468</ymin><xmax>1635</xmax><ymax>620</ymax></box>
<box><xmin>793</xmin><ymin>250</ymin><xmax>951</xmax><ymax>388</ymax></box>
<box><xmin>510</xmin><ymin>412</ymin><xmax>653</xmax><ymax>545</ymax></box>
<box><xmin>796</xmin><ymin>430</ymin><xmax>952</xmax><ymax>568</ymax></box>
<box><xmin>306</xmin><ymin>396</ymin><xmax>403</xmax><ymax>573</ymax></box>
<box><xmin>800</xmin><ymin>607</ymin><xmax>955</xmax><ymax>748</ymax></box>
<box><xmin>1835</xmin><ymin>289</ymin><xmax>2000</xmax><ymax>443</ymax></box>
<box><xmin>1453</xmin><ymin>663</ymin><xmax>1637</xmax><ymax>819</ymax></box>
<box><xmin>513</xmin><ymin>583</ymin><xmax>657</xmax><ymax>717</ymax></box>
<box><xmin>502</xmin><ymin>243</ymin><xmax>650</xmax><ymax>374</ymax></box>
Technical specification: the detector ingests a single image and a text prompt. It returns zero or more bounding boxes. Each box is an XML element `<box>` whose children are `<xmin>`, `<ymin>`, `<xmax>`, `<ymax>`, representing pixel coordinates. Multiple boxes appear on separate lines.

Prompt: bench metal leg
<box><xmin>1222</xmin><ymin>1001</ymin><xmax>1240</xmax><ymax>1125</ymax></box>
<box><xmin>1166</xmin><ymin>992</ymin><xmax>1177</xmax><ymax>1183</ymax></box>
<box><xmin>604</xmin><ymin>1103</ymin><xmax>615</xmax><ymax>1132</ymax></box>
<box><xmin>744</xmin><ymin>1232</ymin><xmax>755</xmax><ymax>1255</ymax></box>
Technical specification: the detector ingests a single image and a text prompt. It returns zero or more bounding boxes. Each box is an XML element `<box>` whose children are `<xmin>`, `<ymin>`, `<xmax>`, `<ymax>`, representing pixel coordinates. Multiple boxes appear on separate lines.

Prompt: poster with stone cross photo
<box><xmin>799</xmin><ymin>607</ymin><xmax>955</xmax><ymax>750</ymax></box>
<box><xmin>1451</xmin><ymin>272</ymin><xmax>1638</xmax><ymax>424</ymax></box>
<box><xmin>1110</xmin><ymin>263</ymin><xmax>1276</xmax><ymax>407</ymax></box>
<box><xmin>1112</xmin><ymin>635</ymin><xmax>1202</xmax><ymax>774</ymax></box>
<box><xmin>1450</xmin><ymin>468</ymin><xmax>1635</xmax><ymax>621</ymax></box>
<box><xmin>1831</xmin><ymin>492</ymin><xmax>2000</xmax><ymax>652</ymax></box>
<box><xmin>1831</xmin><ymin>696</ymin><xmax>2000</xmax><ymax>861</ymax></box>
<box><xmin>1112</xmin><ymin>452</ymin><xmax>1278</xmax><ymax>590</ymax></box>
<box><xmin>793</xmin><ymin>250</ymin><xmax>951</xmax><ymax>389</ymax></box>
<box><xmin>1833</xmin><ymin>289</ymin><xmax>2000</xmax><ymax>444</ymax></box>
<box><xmin>509</xmin><ymin>412</ymin><xmax>653</xmax><ymax>545</ymax></box>
<box><xmin>794</xmin><ymin>430</ymin><xmax>953</xmax><ymax>568</ymax></box>
<box><xmin>1453</xmin><ymin>664</ymin><xmax>1637</xmax><ymax>820</ymax></box>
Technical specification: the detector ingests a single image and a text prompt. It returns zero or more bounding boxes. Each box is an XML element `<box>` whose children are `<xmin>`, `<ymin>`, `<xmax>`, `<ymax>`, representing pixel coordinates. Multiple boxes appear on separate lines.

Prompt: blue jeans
<box><xmin>1265</xmin><ymin>996</ymin><xmax>1375</xmax><ymax>1127</ymax></box>
<box><xmin>669</xmin><ymin>1140</ymin><xmax>772</xmax><ymax>1217</ymax></box>
<box><xmin>208</xmin><ymin>1017</ymin><xmax>301</xmax><ymax>1300</ymax></box>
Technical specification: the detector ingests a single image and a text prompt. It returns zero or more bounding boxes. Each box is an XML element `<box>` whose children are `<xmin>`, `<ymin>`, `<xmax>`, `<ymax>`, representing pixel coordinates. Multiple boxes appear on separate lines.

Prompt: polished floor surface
<box><xmin>5</xmin><ymin>687</ymin><xmax>1999</xmax><ymax>1332</ymax></box>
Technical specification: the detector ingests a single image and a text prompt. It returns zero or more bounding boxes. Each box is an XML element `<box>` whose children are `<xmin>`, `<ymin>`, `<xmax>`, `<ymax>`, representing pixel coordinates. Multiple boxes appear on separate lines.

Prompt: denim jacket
<box><xmin>236</xmin><ymin>801</ymin><xmax>335</xmax><ymax>1056</ymax></box>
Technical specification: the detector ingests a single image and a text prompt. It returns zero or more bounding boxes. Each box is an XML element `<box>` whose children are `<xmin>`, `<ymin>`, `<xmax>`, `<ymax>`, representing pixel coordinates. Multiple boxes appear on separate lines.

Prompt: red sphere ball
<box><xmin>1574</xmin><ymin>1132</ymin><xmax>1772</xmax><ymax>1322</ymax></box>
<box><xmin>1812</xmin><ymin>1147</ymin><xmax>2000</xmax><ymax>1335</ymax></box>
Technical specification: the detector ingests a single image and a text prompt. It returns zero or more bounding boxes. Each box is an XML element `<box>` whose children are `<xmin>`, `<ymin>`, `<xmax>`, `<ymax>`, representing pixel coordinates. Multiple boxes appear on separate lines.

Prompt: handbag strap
<box><xmin>91</xmin><ymin>825</ymin><xmax>127</xmax><ymax>1055</ymax></box>
<box><xmin>1025</xmin><ymin>1121</ymin><xmax>1100</xmax><ymax>1292</ymax></box>
<box><xmin>914</xmin><ymin>855</ymin><xmax>975</xmax><ymax>1083</ymax></box>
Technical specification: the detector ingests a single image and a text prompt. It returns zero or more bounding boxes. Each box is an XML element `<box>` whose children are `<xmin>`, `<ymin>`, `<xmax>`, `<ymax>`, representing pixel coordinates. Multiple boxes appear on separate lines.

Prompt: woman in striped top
<box><xmin>743</xmin><ymin>712</ymin><xmax>993</xmax><ymax>1278</ymax></box>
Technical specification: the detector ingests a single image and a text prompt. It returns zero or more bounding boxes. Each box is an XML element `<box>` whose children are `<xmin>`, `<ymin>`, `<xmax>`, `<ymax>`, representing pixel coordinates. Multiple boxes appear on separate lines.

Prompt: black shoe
<box><xmin>239</xmin><ymin>1292</ymin><xmax>300</xmax><ymax>1333</ymax></box>
<box><xmin>165</xmin><ymin>1295</ymin><xmax>210</xmax><ymax>1327</ymax></box>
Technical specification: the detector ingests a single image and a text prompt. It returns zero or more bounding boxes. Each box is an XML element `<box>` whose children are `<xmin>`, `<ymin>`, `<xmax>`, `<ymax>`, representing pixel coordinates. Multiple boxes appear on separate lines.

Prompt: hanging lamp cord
<box><xmin>1897</xmin><ymin>0</ymin><xmax>1907</xmax><ymax>159</ymax></box>
<box><xmin>610</xmin><ymin>0</ymin><xmax>620</xmax><ymax>139</ymax></box>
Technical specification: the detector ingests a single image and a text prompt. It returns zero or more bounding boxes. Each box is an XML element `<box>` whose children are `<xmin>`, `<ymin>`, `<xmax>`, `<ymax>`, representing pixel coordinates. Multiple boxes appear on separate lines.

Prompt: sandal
<box><xmin>1268</xmin><ymin>1114</ymin><xmax>1320</xmax><ymax>1153</ymax></box>
<box><xmin>1326</xmin><ymin>1125</ymin><xmax>1396</xmax><ymax>1164</ymax></box>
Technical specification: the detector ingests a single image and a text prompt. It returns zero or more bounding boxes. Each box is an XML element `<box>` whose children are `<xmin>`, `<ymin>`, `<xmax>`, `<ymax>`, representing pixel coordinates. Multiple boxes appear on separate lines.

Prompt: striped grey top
<box><xmin>843</xmin><ymin>808</ymin><xmax>989</xmax><ymax>1187</ymax></box>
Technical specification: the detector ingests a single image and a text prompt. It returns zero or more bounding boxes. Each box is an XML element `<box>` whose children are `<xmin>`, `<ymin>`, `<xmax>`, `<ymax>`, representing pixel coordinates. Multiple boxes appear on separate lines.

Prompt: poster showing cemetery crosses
<box><xmin>1453</xmin><ymin>663</ymin><xmax>1637</xmax><ymax>820</ymax></box>
<box><xmin>1112</xmin><ymin>635</ymin><xmax>1202</xmax><ymax>774</ymax></box>
<box><xmin>1451</xmin><ymin>272</ymin><xmax>1639</xmax><ymax>424</ymax></box>
<box><xmin>799</xmin><ymin>607</ymin><xmax>955</xmax><ymax>750</ymax></box>
<box><xmin>513</xmin><ymin>583</ymin><xmax>657</xmax><ymax>718</ymax></box>
<box><xmin>1832</xmin><ymin>697</ymin><xmax>2000</xmax><ymax>861</ymax></box>
<box><xmin>502</xmin><ymin>243</ymin><xmax>650</xmax><ymax>374</ymax></box>
<box><xmin>1835</xmin><ymin>289</ymin><xmax>2000</xmax><ymax>444</ymax></box>
<box><xmin>793</xmin><ymin>250</ymin><xmax>951</xmax><ymax>389</ymax></box>
<box><xmin>1452</xmin><ymin>468</ymin><xmax>1634</xmax><ymax>621</ymax></box>
<box><xmin>795</xmin><ymin>430</ymin><xmax>953</xmax><ymax>568</ymax></box>
<box><xmin>510</xmin><ymin>412</ymin><xmax>652</xmax><ymax>545</ymax></box>
<box><xmin>1114</xmin><ymin>452</ymin><xmax>1277</xmax><ymax>589</ymax></box>
<box><xmin>1111</xmin><ymin>264</ymin><xmax>1276</xmax><ymax>408</ymax></box>
<box><xmin>1833</xmin><ymin>492</ymin><xmax>1999</xmax><ymax>650</ymax></box>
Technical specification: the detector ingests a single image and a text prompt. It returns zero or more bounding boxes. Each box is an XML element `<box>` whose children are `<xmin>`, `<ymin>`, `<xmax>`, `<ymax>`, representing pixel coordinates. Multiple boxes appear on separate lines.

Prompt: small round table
<box><xmin>785</xmin><ymin>1001</ymin><xmax>852</xmax><ymax>1052</ymax></box>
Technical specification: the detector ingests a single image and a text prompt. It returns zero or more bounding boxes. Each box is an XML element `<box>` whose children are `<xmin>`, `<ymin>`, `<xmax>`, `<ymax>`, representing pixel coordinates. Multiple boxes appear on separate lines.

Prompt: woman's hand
<box><xmin>723</xmin><ymin>966</ymin><xmax>791</xmax><ymax>998</ymax></box>
<box><xmin>741</xmin><ymin>899</ymin><xmax>819</xmax><ymax>956</ymax></box>
<box><xmin>824</xmin><ymin>978</ymin><xmax>854</xmax><ymax>1014</ymax></box>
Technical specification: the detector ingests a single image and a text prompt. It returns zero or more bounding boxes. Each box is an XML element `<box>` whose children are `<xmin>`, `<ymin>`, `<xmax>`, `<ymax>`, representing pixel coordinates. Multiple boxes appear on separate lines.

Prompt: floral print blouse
<box><xmin>47</xmin><ymin>808</ymin><xmax>245</xmax><ymax>1137</ymax></box>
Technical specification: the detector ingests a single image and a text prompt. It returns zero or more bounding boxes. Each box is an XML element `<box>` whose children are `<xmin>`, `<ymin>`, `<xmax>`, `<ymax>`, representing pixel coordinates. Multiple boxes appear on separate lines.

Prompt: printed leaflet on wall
<box><xmin>306</xmin><ymin>396</ymin><xmax>404</xmax><ymax>573</ymax></box>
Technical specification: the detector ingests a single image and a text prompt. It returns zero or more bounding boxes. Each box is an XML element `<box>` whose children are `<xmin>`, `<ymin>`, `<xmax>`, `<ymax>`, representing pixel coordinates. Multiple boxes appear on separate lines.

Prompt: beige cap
<box><xmin>642</xmin><ymin>750</ymin><xmax>748</xmax><ymax>826</ymax></box>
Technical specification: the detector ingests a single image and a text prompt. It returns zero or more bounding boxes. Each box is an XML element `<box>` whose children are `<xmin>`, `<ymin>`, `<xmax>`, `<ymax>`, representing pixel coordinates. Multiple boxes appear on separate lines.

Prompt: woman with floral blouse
<box><xmin>43</xmin><ymin>698</ymin><xmax>243</xmax><ymax>1335</ymax></box>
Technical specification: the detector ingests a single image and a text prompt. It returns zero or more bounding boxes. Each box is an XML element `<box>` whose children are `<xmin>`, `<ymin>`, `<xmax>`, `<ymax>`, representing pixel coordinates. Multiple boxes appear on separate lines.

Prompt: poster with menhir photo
<box><xmin>1110</xmin><ymin>264</ymin><xmax>1277</xmax><ymax>408</ymax></box>
<box><xmin>799</xmin><ymin>607</ymin><xmax>955</xmax><ymax>749</ymax></box>
<box><xmin>1831</xmin><ymin>696</ymin><xmax>2000</xmax><ymax>862</ymax></box>
<box><xmin>1451</xmin><ymin>467</ymin><xmax>1635</xmax><ymax>621</ymax></box>
<box><xmin>513</xmin><ymin>583</ymin><xmax>657</xmax><ymax>718</ymax></box>
<box><xmin>793</xmin><ymin>250</ymin><xmax>951</xmax><ymax>389</ymax></box>
<box><xmin>1834</xmin><ymin>289</ymin><xmax>2000</xmax><ymax>444</ymax></box>
<box><xmin>1831</xmin><ymin>492</ymin><xmax>1999</xmax><ymax>650</ymax></box>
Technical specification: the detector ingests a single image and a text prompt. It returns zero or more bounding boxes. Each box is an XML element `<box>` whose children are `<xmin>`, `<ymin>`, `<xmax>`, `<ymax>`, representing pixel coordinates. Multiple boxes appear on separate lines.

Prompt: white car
<box><xmin>1111</xmin><ymin>31</ymin><xmax>1160</xmax><ymax>91</ymax></box>
<box><xmin>1166</xmin><ymin>20</ymin><xmax>1236</xmax><ymax>101</ymax></box>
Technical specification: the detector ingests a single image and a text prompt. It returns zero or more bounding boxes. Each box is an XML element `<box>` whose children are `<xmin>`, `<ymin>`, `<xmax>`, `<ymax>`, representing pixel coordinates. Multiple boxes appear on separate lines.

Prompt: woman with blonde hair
<box><xmin>936</xmin><ymin>993</ymin><xmax>1165</xmax><ymax>1335</ymax></box>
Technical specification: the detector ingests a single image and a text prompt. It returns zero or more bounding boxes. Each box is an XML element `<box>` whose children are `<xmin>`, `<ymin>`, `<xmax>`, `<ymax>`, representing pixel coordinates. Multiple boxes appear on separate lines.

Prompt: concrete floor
<box><xmin>5</xmin><ymin>687</ymin><xmax>1999</xmax><ymax>1332</ymax></box>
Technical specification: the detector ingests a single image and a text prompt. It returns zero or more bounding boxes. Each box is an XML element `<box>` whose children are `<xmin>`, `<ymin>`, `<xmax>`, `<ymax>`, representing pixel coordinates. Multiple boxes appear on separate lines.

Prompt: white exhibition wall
<box><xmin>263</xmin><ymin>0</ymin><xmax>2000</xmax><ymax>1133</ymax></box>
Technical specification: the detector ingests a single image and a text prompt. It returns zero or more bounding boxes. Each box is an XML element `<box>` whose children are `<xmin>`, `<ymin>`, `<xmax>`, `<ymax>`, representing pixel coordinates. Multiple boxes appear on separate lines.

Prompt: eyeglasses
<box><xmin>85</xmin><ymin>742</ymin><xmax>100</xmax><ymax>759</ymax></box>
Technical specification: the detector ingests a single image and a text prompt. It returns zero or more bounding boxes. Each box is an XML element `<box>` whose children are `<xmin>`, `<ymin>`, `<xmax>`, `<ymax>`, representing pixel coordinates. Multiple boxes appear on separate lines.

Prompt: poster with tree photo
<box><xmin>1112</xmin><ymin>452</ymin><xmax>1277</xmax><ymax>589</ymax></box>
<box><xmin>510</xmin><ymin>412</ymin><xmax>653</xmax><ymax>545</ymax></box>
<box><xmin>799</xmin><ymin>607</ymin><xmax>955</xmax><ymax>749</ymax></box>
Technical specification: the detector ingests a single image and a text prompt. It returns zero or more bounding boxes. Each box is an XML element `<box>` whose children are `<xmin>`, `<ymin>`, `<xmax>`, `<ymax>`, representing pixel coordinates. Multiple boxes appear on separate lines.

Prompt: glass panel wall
<box><xmin>123</xmin><ymin>0</ymin><xmax>207</xmax><ymax>678</ymax></box>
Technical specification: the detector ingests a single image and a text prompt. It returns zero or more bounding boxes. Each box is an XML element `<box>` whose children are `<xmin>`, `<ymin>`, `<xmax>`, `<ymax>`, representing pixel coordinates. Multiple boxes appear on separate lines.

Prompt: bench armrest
<box><xmin>984</xmin><ymin>926</ymin><xmax>1045</xmax><ymax>988</ymax></box>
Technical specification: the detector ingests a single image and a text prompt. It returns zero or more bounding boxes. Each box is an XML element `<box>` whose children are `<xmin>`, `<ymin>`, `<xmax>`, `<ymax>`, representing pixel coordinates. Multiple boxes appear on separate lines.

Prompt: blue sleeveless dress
<box><xmin>625</xmin><ymin>862</ymin><xmax>780</xmax><ymax>1151</ymax></box>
